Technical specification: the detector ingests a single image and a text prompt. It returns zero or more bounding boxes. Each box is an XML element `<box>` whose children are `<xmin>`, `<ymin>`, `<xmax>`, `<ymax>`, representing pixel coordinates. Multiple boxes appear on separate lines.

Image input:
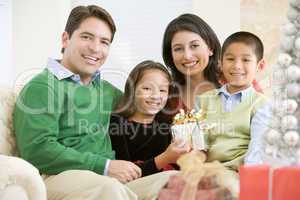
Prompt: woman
<box><xmin>158</xmin><ymin>14</ymin><xmax>240</xmax><ymax>198</ymax></box>
<box><xmin>160</xmin><ymin>13</ymin><xmax>221</xmax><ymax>122</ymax></box>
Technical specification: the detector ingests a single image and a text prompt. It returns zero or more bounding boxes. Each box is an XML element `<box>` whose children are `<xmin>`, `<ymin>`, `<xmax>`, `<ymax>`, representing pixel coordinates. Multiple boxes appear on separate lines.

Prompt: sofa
<box><xmin>0</xmin><ymin>87</ymin><xmax>46</xmax><ymax>200</ymax></box>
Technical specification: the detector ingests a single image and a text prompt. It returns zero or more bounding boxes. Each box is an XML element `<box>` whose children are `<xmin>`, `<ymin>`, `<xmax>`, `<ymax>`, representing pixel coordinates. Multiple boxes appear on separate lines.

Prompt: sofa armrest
<box><xmin>0</xmin><ymin>155</ymin><xmax>46</xmax><ymax>200</ymax></box>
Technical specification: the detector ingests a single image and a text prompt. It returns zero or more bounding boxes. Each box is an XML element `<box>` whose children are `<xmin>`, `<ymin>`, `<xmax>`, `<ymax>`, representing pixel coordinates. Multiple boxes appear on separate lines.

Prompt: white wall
<box><xmin>10</xmin><ymin>0</ymin><xmax>241</xmax><ymax>90</ymax></box>
<box><xmin>0</xmin><ymin>0</ymin><xmax>13</xmax><ymax>87</ymax></box>
<box><xmin>12</xmin><ymin>0</ymin><xmax>71</xmax><ymax>88</ymax></box>
<box><xmin>192</xmin><ymin>0</ymin><xmax>240</xmax><ymax>43</ymax></box>
<box><xmin>72</xmin><ymin>0</ymin><xmax>193</xmax><ymax>90</ymax></box>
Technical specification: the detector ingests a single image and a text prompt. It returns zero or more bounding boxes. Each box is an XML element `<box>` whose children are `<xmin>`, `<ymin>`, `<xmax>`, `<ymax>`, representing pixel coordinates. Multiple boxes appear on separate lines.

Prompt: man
<box><xmin>14</xmin><ymin>5</ymin><xmax>175</xmax><ymax>200</ymax></box>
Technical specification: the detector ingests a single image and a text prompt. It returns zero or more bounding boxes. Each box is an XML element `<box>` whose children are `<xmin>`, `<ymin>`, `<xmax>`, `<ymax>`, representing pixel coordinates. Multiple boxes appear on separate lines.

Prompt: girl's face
<box><xmin>134</xmin><ymin>69</ymin><xmax>170</xmax><ymax>117</ymax></box>
<box><xmin>171</xmin><ymin>30</ymin><xmax>213</xmax><ymax>78</ymax></box>
<box><xmin>221</xmin><ymin>42</ymin><xmax>260</xmax><ymax>93</ymax></box>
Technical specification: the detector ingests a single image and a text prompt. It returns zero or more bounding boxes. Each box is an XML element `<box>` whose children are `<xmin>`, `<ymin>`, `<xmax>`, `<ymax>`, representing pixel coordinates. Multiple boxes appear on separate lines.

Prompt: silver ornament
<box><xmin>287</xmin><ymin>6</ymin><xmax>298</xmax><ymax>21</ymax></box>
<box><xmin>282</xmin><ymin>99</ymin><xmax>298</xmax><ymax>114</ymax></box>
<box><xmin>266</xmin><ymin>129</ymin><xmax>282</xmax><ymax>145</ymax></box>
<box><xmin>286</xmin><ymin>64</ymin><xmax>300</xmax><ymax>81</ymax></box>
<box><xmin>290</xmin><ymin>0</ymin><xmax>300</xmax><ymax>10</ymax></box>
<box><xmin>282</xmin><ymin>22</ymin><xmax>297</xmax><ymax>36</ymax></box>
<box><xmin>283</xmin><ymin>131</ymin><xmax>299</xmax><ymax>147</ymax></box>
<box><xmin>281</xmin><ymin>115</ymin><xmax>298</xmax><ymax>131</ymax></box>
<box><xmin>295</xmin><ymin>37</ymin><xmax>300</xmax><ymax>50</ymax></box>
<box><xmin>280</xmin><ymin>36</ymin><xmax>295</xmax><ymax>52</ymax></box>
<box><xmin>286</xmin><ymin>83</ymin><xmax>300</xmax><ymax>98</ymax></box>
<box><xmin>270</xmin><ymin>117</ymin><xmax>282</xmax><ymax>128</ymax></box>
<box><xmin>277</xmin><ymin>53</ymin><xmax>293</xmax><ymax>67</ymax></box>
<box><xmin>265</xmin><ymin>145</ymin><xmax>276</xmax><ymax>155</ymax></box>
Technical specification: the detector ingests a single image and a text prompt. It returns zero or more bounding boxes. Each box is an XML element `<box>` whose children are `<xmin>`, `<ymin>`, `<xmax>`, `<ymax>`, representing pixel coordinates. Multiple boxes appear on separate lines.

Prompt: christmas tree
<box><xmin>265</xmin><ymin>0</ymin><xmax>300</xmax><ymax>165</ymax></box>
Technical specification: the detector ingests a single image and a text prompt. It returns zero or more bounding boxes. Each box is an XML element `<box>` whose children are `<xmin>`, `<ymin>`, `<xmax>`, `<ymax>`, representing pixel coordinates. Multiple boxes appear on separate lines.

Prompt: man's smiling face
<box><xmin>61</xmin><ymin>17</ymin><xmax>112</xmax><ymax>84</ymax></box>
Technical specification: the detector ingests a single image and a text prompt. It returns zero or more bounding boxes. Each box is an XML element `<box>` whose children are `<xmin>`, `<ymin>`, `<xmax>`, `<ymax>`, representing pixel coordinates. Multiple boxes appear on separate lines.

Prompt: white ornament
<box><xmin>265</xmin><ymin>145</ymin><xmax>276</xmax><ymax>156</ymax></box>
<box><xmin>286</xmin><ymin>64</ymin><xmax>300</xmax><ymax>81</ymax></box>
<box><xmin>286</xmin><ymin>83</ymin><xmax>300</xmax><ymax>98</ymax></box>
<box><xmin>273</xmin><ymin>99</ymin><xmax>287</xmax><ymax>116</ymax></box>
<box><xmin>290</xmin><ymin>0</ymin><xmax>300</xmax><ymax>10</ymax></box>
<box><xmin>282</xmin><ymin>99</ymin><xmax>298</xmax><ymax>114</ymax></box>
<box><xmin>295</xmin><ymin>37</ymin><xmax>300</xmax><ymax>50</ymax></box>
<box><xmin>282</xmin><ymin>22</ymin><xmax>297</xmax><ymax>36</ymax></box>
<box><xmin>273</xmin><ymin>104</ymin><xmax>283</xmax><ymax>116</ymax></box>
<box><xmin>293</xmin><ymin>49</ymin><xmax>300</xmax><ymax>60</ymax></box>
<box><xmin>297</xmin><ymin>152</ymin><xmax>300</xmax><ymax>165</ymax></box>
<box><xmin>270</xmin><ymin>117</ymin><xmax>282</xmax><ymax>128</ymax></box>
<box><xmin>287</xmin><ymin>6</ymin><xmax>298</xmax><ymax>21</ymax></box>
<box><xmin>266</xmin><ymin>129</ymin><xmax>282</xmax><ymax>144</ymax></box>
<box><xmin>280</xmin><ymin>36</ymin><xmax>295</xmax><ymax>52</ymax></box>
<box><xmin>293</xmin><ymin>57</ymin><xmax>300</xmax><ymax>67</ymax></box>
<box><xmin>281</xmin><ymin>115</ymin><xmax>298</xmax><ymax>131</ymax></box>
<box><xmin>297</xmin><ymin>148</ymin><xmax>300</xmax><ymax>157</ymax></box>
<box><xmin>283</xmin><ymin>131</ymin><xmax>299</xmax><ymax>147</ymax></box>
<box><xmin>277</xmin><ymin>53</ymin><xmax>292</xmax><ymax>67</ymax></box>
<box><xmin>273</xmin><ymin>67</ymin><xmax>287</xmax><ymax>85</ymax></box>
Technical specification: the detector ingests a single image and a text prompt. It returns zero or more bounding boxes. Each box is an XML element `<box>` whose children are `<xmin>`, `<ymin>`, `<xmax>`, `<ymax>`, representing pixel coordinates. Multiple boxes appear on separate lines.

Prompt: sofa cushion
<box><xmin>0</xmin><ymin>155</ymin><xmax>47</xmax><ymax>200</ymax></box>
<box><xmin>0</xmin><ymin>87</ymin><xmax>17</xmax><ymax>156</ymax></box>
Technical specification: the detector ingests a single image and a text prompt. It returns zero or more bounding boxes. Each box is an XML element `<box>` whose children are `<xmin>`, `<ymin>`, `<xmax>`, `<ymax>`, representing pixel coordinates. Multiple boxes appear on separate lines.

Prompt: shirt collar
<box><xmin>217</xmin><ymin>84</ymin><xmax>255</xmax><ymax>101</ymax></box>
<box><xmin>46</xmin><ymin>57</ymin><xmax>101</xmax><ymax>84</ymax></box>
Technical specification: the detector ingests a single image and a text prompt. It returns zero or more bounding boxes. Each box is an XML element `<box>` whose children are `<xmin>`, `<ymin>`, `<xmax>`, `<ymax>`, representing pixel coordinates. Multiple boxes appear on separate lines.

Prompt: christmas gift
<box><xmin>158</xmin><ymin>151</ymin><xmax>237</xmax><ymax>200</ymax></box>
<box><xmin>171</xmin><ymin>109</ymin><xmax>214</xmax><ymax>151</ymax></box>
<box><xmin>240</xmin><ymin>165</ymin><xmax>300</xmax><ymax>200</ymax></box>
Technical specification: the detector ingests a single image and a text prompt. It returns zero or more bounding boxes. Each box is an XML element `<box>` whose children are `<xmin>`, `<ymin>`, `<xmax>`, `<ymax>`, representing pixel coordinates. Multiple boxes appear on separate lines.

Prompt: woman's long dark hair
<box><xmin>162</xmin><ymin>13</ymin><xmax>221</xmax><ymax>87</ymax></box>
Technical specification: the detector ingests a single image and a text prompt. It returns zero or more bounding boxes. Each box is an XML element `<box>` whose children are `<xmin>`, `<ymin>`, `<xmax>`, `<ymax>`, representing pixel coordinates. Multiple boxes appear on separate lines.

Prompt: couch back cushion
<box><xmin>0</xmin><ymin>87</ymin><xmax>17</xmax><ymax>156</ymax></box>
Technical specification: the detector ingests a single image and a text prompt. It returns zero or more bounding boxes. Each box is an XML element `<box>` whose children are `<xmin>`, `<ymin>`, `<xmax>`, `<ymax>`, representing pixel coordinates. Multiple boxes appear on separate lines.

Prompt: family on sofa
<box><xmin>1</xmin><ymin>4</ymin><xmax>271</xmax><ymax>200</ymax></box>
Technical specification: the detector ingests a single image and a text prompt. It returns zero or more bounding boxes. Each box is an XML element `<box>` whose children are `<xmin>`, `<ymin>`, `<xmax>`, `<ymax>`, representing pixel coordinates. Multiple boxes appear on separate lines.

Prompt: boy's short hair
<box><xmin>221</xmin><ymin>31</ymin><xmax>264</xmax><ymax>61</ymax></box>
<box><xmin>62</xmin><ymin>5</ymin><xmax>116</xmax><ymax>53</ymax></box>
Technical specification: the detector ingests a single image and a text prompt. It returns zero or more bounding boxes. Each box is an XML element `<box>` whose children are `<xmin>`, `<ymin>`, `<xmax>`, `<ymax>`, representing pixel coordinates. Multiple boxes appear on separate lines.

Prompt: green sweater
<box><xmin>13</xmin><ymin>69</ymin><xmax>122</xmax><ymax>175</ymax></box>
<box><xmin>198</xmin><ymin>89</ymin><xmax>267</xmax><ymax>171</ymax></box>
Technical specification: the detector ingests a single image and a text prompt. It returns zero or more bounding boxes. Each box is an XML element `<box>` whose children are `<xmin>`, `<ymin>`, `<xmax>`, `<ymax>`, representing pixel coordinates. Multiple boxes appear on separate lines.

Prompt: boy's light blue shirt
<box><xmin>217</xmin><ymin>84</ymin><xmax>272</xmax><ymax>164</ymax></box>
<box><xmin>46</xmin><ymin>57</ymin><xmax>110</xmax><ymax>175</ymax></box>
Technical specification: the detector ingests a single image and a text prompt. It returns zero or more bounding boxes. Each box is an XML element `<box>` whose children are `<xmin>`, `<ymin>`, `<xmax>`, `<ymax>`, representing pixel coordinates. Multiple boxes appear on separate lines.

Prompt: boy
<box><xmin>197</xmin><ymin>31</ymin><xmax>272</xmax><ymax>170</ymax></box>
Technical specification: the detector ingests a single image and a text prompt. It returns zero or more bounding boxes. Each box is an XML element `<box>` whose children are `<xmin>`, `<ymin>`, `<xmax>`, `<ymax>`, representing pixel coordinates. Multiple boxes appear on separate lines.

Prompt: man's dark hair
<box><xmin>61</xmin><ymin>5</ymin><xmax>116</xmax><ymax>53</ymax></box>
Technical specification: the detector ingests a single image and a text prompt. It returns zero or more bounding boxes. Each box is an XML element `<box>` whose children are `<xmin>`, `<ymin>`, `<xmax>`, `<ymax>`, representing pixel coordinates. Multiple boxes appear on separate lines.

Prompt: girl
<box><xmin>109</xmin><ymin>60</ymin><xmax>189</xmax><ymax>177</ymax></box>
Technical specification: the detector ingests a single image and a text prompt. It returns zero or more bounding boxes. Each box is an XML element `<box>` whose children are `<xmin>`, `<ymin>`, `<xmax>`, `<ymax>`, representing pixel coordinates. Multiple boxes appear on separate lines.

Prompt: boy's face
<box><xmin>61</xmin><ymin>17</ymin><xmax>112</xmax><ymax>84</ymax></box>
<box><xmin>221</xmin><ymin>42</ymin><xmax>261</xmax><ymax>93</ymax></box>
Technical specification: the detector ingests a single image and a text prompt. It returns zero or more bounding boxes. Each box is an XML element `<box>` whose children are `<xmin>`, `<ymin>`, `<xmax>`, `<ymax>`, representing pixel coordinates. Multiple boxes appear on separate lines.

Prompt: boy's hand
<box><xmin>107</xmin><ymin>160</ymin><xmax>142</xmax><ymax>183</ymax></box>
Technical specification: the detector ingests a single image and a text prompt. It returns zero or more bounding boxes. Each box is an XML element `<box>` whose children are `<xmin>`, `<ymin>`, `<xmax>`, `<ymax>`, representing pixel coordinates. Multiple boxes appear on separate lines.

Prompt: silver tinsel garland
<box><xmin>264</xmin><ymin>0</ymin><xmax>300</xmax><ymax>166</ymax></box>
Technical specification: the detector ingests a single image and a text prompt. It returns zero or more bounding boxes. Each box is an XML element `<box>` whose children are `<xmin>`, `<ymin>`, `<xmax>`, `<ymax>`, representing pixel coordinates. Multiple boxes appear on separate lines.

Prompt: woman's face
<box><xmin>171</xmin><ymin>31</ymin><xmax>213</xmax><ymax>77</ymax></box>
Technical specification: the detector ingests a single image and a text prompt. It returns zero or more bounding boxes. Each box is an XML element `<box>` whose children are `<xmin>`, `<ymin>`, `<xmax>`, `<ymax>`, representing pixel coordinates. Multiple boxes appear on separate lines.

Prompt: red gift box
<box><xmin>239</xmin><ymin>165</ymin><xmax>300</xmax><ymax>200</ymax></box>
<box><xmin>240</xmin><ymin>165</ymin><xmax>270</xmax><ymax>200</ymax></box>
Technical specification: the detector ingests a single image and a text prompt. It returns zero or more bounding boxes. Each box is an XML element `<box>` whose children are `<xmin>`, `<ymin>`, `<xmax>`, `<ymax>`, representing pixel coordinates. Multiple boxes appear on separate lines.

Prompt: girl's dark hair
<box><xmin>115</xmin><ymin>60</ymin><xmax>172</xmax><ymax>118</ymax></box>
<box><xmin>162</xmin><ymin>13</ymin><xmax>221</xmax><ymax>87</ymax></box>
<box><xmin>62</xmin><ymin>5</ymin><xmax>116</xmax><ymax>53</ymax></box>
<box><xmin>221</xmin><ymin>31</ymin><xmax>264</xmax><ymax>61</ymax></box>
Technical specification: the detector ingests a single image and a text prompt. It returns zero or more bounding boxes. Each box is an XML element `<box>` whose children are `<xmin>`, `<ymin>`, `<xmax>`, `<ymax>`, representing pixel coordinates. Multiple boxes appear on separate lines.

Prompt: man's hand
<box><xmin>107</xmin><ymin>160</ymin><xmax>142</xmax><ymax>183</ymax></box>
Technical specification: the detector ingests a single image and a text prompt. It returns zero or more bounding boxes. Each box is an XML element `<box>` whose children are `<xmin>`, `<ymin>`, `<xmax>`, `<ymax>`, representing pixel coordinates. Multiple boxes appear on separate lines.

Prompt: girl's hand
<box><xmin>154</xmin><ymin>139</ymin><xmax>190</xmax><ymax>170</ymax></box>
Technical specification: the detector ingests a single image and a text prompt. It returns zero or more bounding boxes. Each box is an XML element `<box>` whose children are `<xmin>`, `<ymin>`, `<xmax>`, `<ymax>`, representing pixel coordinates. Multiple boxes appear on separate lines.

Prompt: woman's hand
<box><xmin>154</xmin><ymin>139</ymin><xmax>190</xmax><ymax>170</ymax></box>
